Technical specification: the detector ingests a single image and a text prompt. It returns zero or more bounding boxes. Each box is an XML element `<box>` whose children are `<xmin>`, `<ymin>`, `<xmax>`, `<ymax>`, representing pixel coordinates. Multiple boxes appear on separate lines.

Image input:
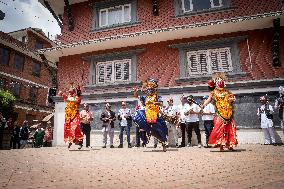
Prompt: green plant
<box><xmin>0</xmin><ymin>89</ymin><xmax>16</xmax><ymax>118</ymax></box>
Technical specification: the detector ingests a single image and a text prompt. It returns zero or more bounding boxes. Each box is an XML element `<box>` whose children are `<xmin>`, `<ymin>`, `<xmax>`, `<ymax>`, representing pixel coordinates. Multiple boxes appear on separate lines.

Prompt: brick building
<box><xmin>38</xmin><ymin>0</ymin><xmax>284</xmax><ymax>145</ymax></box>
<box><xmin>0</xmin><ymin>28</ymin><xmax>57</xmax><ymax>124</ymax></box>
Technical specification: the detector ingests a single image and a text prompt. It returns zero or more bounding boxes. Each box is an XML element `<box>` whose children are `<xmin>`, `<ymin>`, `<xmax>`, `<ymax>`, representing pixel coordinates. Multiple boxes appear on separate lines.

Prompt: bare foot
<box><xmin>220</xmin><ymin>146</ymin><xmax>224</xmax><ymax>152</ymax></box>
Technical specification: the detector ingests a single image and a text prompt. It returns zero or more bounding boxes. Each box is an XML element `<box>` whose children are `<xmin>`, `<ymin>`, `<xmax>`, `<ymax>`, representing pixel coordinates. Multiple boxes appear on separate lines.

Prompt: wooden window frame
<box><xmin>96</xmin><ymin>59</ymin><xmax>131</xmax><ymax>84</ymax></box>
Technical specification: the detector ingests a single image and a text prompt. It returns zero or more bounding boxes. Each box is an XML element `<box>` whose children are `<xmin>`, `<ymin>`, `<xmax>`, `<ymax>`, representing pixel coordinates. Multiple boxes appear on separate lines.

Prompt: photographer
<box><xmin>257</xmin><ymin>96</ymin><xmax>276</xmax><ymax>145</ymax></box>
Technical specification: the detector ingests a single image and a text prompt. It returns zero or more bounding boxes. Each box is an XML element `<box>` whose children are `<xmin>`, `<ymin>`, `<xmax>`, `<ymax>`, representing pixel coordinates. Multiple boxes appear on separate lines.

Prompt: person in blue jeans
<box><xmin>201</xmin><ymin>95</ymin><xmax>215</xmax><ymax>147</ymax></box>
<box><xmin>118</xmin><ymin>101</ymin><xmax>132</xmax><ymax>148</ymax></box>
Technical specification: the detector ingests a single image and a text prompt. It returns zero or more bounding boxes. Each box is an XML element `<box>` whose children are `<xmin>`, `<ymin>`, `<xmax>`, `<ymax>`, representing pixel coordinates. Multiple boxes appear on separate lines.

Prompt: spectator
<box><xmin>20</xmin><ymin>120</ymin><xmax>29</xmax><ymax>149</ymax></box>
<box><xmin>6</xmin><ymin>118</ymin><xmax>14</xmax><ymax>148</ymax></box>
<box><xmin>257</xmin><ymin>96</ymin><xmax>276</xmax><ymax>145</ymax></box>
<box><xmin>12</xmin><ymin>122</ymin><xmax>21</xmax><ymax>149</ymax></box>
<box><xmin>186</xmin><ymin>95</ymin><xmax>202</xmax><ymax>148</ymax></box>
<box><xmin>100</xmin><ymin>103</ymin><xmax>116</xmax><ymax>148</ymax></box>
<box><xmin>134</xmin><ymin>99</ymin><xmax>147</xmax><ymax>147</ymax></box>
<box><xmin>43</xmin><ymin>122</ymin><xmax>53</xmax><ymax>147</ymax></box>
<box><xmin>80</xmin><ymin>103</ymin><xmax>93</xmax><ymax>148</ymax></box>
<box><xmin>162</xmin><ymin>97</ymin><xmax>179</xmax><ymax>147</ymax></box>
<box><xmin>34</xmin><ymin>125</ymin><xmax>45</xmax><ymax>148</ymax></box>
<box><xmin>177</xmin><ymin>96</ymin><xmax>190</xmax><ymax>148</ymax></box>
<box><xmin>201</xmin><ymin>95</ymin><xmax>215</xmax><ymax>147</ymax></box>
<box><xmin>118</xmin><ymin>101</ymin><xmax>132</xmax><ymax>148</ymax></box>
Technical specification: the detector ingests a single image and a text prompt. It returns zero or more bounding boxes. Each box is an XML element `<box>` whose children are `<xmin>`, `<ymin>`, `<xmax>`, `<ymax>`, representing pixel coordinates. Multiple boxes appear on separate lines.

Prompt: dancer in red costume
<box><xmin>58</xmin><ymin>83</ymin><xmax>84</xmax><ymax>149</ymax></box>
<box><xmin>201</xmin><ymin>73</ymin><xmax>238</xmax><ymax>151</ymax></box>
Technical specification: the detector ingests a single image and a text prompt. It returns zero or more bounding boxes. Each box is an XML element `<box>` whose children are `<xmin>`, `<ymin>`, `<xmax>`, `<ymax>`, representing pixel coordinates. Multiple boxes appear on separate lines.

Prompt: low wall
<box><xmin>55</xmin><ymin>128</ymin><xmax>284</xmax><ymax>147</ymax></box>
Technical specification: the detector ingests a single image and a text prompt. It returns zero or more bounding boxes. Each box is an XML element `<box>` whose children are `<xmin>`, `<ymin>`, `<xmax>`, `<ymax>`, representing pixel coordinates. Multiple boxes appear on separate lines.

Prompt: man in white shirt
<box><xmin>186</xmin><ymin>95</ymin><xmax>202</xmax><ymax>148</ymax></box>
<box><xmin>257</xmin><ymin>96</ymin><xmax>276</xmax><ymax>145</ymax></box>
<box><xmin>201</xmin><ymin>95</ymin><xmax>215</xmax><ymax>147</ymax></box>
<box><xmin>118</xmin><ymin>101</ymin><xmax>132</xmax><ymax>148</ymax></box>
<box><xmin>177</xmin><ymin>96</ymin><xmax>191</xmax><ymax>147</ymax></box>
<box><xmin>163</xmin><ymin>97</ymin><xmax>179</xmax><ymax>147</ymax></box>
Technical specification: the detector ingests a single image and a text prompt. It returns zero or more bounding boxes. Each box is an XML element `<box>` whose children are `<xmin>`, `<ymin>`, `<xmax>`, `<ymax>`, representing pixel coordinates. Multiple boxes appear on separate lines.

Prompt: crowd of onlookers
<box><xmin>0</xmin><ymin>112</ymin><xmax>53</xmax><ymax>149</ymax></box>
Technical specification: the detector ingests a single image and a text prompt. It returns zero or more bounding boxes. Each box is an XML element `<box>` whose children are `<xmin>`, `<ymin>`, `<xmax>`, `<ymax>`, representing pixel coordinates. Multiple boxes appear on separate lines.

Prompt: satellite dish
<box><xmin>0</xmin><ymin>10</ymin><xmax>5</xmax><ymax>20</ymax></box>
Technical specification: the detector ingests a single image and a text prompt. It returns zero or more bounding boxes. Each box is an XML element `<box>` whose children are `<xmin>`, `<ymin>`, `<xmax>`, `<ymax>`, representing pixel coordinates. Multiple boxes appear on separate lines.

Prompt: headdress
<box><xmin>209</xmin><ymin>72</ymin><xmax>228</xmax><ymax>89</ymax></box>
<box><xmin>212</xmin><ymin>72</ymin><xmax>228</xmax><ymax>82</ymax></box>
<box><xmin>146</xmin><ymin>77</ymin><xmax>158</xmax><ymax>88</ymax></box>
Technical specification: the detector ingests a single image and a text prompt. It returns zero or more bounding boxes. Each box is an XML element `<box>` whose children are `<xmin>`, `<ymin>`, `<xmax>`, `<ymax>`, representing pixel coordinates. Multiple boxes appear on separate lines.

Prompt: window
<box><xmin>99</xmin><ymin>4</ymin><xmax>131</xmax><ymax>27</ymax></box>
<box><xmin>187</xmin><ymin>47</ymin><xmax>232</xmax><ymax>75</ymax></box>
<box><xmin>32</xmin><ymin>62</ymin><xmax>41</xmax><ymax>77</ymax></box>
<box><xmin>11</xmin><ymin>81</ymin><xmax>21</xmax><ymax>97</ymax></box>
<box><xmin>0</xmin><ymin>47</ymin><xmax>10</xmax><ymax>66</ymax></box>
<box><xmin>0</xmin><ymin>78</ymin><xmax>8</xmax><ymax>90</ymax></box>
<box><xmin>96</xmin><ymin>59</ymin><xmax>131</xmax><ymax>84</ymax></box>
<box><xmin>182</xmin><ymin>0</ymin><xmax>223</xmax><ymax>12</ymax></box>
<box><xmin>35</xmin><ymin>40</ymin><xmax>43</xmax><ymax>49</ymax></box>
<box><xmin>14</xmin><ymin>54</ymin><xmax>25</xmax><ymax>71</ymax></box>
<box><xmin>29</xmin><ymin>86</ymin><xmax>38</xmax><ymax>103</ymax></box>
<box><xmin>93</xmin><ymin>0</ymin><xmax>137</xmax><ymax>30</ymax></box>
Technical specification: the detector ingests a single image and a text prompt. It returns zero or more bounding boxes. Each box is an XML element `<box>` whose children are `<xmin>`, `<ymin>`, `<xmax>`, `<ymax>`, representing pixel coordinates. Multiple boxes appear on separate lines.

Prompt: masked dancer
<box><xmin>201</xmin><ymin>73</ymin><xmax>238</xmax><ymax>151</ymax></box>
<box><xmin>132</xmin><ymin>78</ymin><xmax>168</xmax><ymax>151</ymax></box>
<box><xmin>58</xmin><ymin>83</ymin><xmax>84</xmax><ymax>149</ymax></box>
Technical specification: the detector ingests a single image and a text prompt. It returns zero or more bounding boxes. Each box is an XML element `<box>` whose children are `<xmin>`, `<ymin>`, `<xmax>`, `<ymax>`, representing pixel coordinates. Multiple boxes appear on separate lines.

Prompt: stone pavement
<box><xmin>0</xmin><ymin>144</ymin><xmax>283</xmax><ymax>189</ymax></box>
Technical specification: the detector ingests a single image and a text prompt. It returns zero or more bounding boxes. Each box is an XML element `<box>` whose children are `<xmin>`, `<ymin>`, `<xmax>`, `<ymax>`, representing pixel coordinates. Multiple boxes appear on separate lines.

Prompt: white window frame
<box><xmin>96</xmin><ymin>59</ymin><xmax>131</xmax><ymax>84</ymax></box>
<box><xmin>210</xmin><ymin>0</ymin><xmax>223</xmax><ymax>8</ymax></box>
<box><xmin>182</xmin><ymin>0</ymin><xmax>223</xmax><ymax>13</ymax></box>
<box><xmin>99</xmin><ymin>3</ymin><xmax>131</xmax><ymax>27</ymax></box>
<box><xmin>182</xmin><ymin>0</ymin><xmax>193</xmax><ymax>13</ymax></box>
<box><xmin>187</xmin><ymin>47</ymin><xmax>233</xmax><ymax>75</ymax></box>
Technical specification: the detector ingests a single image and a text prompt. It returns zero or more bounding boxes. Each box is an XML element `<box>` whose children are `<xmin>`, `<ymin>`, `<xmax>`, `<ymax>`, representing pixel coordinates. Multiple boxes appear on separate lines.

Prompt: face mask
<box><xmin>216</xmin><ymin>80</ymin><xmax>225</xmax><ymax>88</ymax></box>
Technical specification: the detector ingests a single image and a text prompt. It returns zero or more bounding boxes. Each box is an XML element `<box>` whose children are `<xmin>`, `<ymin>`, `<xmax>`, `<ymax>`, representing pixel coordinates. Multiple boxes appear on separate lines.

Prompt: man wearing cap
<box><xmin>80</xmin><ymin>103</ymin><xmax>93</xmax><ymax>148</ymax></box>
<box><xmin>257</xmin><ymin>96</ymin><xmax>276</xmax><ymax>145</ymax></box>
<box><xmin>162</xmin><ymin>97</ymin><xmax>178</xmax><ymax>147</ymax></box>
<box><xmin>186</xmin><ymin>95</ymin><xmax>202</xmax><ymax>147</ymax></box>
<box><xmin>118</xmin><ymin>101</ymin><xmax>132</xmax><ymax>148</ymax></box>
<box><xmin>201</xmin><ymin>95</ymin><xmax>215</xmax><ymax>147</ymax></box>
<box><xmin>100</xmin><ymin>103</ymin><xmax>116</xmax><ymax>148</ymax></box>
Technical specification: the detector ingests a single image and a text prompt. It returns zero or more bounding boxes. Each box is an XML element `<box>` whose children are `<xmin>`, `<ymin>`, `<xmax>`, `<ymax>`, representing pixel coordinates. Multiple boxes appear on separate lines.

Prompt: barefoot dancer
<box><xmin>58</xmin><ymin>83</ymin><xmax>84</xmax><ymax>149</ymax></box>
<box><xmin>201</xmin><ymin>73</ymin><xmax>238</xmax><ymax>151</ymax></box>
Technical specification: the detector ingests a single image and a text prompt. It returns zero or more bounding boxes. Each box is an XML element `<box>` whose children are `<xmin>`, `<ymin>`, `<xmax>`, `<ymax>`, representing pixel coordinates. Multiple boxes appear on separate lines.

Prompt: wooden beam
<box><xmin>64</xmin><ymin>0</ymin><xmax>74</xmax><ymax>31</ymax></box>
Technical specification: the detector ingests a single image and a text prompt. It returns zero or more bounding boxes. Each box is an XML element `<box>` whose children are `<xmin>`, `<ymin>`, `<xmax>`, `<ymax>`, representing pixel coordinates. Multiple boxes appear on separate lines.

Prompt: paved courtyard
<box><xmin>0</xmin><ymin>144</ymin><xmax>283</xmax><ymax>189</ymax></box>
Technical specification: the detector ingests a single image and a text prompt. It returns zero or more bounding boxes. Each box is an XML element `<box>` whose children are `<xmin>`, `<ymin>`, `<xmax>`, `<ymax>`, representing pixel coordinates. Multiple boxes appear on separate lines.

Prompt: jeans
<box><xmin>135</xmin><ymin>127</ymin><xmax>141</xmax><ymax>146</ymax></box>
<box><xmin>102</xmin><ymin>125</ymin><xmax>114</xmax><ymax>146</ymax></box>
<box><xmin>203</xmin><ymin>120</ymin><xmax>214</xmax><ymax>145</ymax></box>
<box><xmin>187</xmin><ymin>122</ymin><xmax>201</xmax><ymax>144</ymax></box>
<box><xmin>81</xmin><ymin>123</ymin><xmax>91</xmax><ymax>147</ymax></box>
<box><xmin>119</xmin><ymin>125</ymin><xmax>131</xmax><ymax>145</ymax></box>
<box><xmin>179</xmin><ymin>123</ymin><xmax>187</xmax><ymax>146</ymax></box>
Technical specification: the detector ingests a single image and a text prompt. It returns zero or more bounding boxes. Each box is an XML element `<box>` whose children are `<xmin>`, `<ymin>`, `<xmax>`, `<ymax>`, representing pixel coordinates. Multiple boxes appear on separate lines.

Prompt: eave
<box><xmin>39</xmin><ymin>11</ymin><xmax>284</xmax><ymax>62</ymax></box>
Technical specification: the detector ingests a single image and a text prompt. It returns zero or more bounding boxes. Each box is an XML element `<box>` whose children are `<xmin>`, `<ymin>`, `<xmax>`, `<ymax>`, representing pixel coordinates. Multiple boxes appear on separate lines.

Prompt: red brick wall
<box><xmin>58</xmin><ymin>0</ymin><xmax>282</xmax><ymax>44</ymax></box>
<box><xmin>57</xmin><ymin>28</ymin><xmax>284</xmax><ymax>92</ymax></box>
<box><xmin>26</xmin><ymin>30</ymin><xmax>53</xmax><ymax>51</ymax></box>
